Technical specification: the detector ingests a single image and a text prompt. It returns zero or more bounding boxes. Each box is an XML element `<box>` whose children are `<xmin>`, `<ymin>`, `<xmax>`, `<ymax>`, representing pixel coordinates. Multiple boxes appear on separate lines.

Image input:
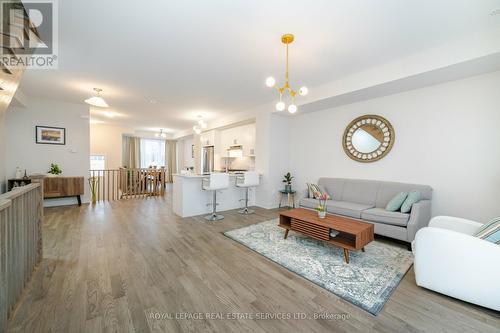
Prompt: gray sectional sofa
<box><xmin>299</xmin><ymin>178</ymin><xmax>432</xmax><ymax>248</ymax></box>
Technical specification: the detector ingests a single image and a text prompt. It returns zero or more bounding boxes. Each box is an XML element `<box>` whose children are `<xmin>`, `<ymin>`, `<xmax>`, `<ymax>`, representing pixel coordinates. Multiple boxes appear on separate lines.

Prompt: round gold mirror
<box><xmin>343</xmin><ymin>115</ymin><xmax>395</xmax><ymax>162</ymax></box>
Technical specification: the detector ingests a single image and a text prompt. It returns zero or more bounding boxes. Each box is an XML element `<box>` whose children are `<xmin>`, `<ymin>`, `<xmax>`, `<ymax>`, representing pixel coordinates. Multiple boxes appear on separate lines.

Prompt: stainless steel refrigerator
<box><xmin>202</xmin><ymin>146</ymin><xmax>214</xmax><ymax>174</ymax></box>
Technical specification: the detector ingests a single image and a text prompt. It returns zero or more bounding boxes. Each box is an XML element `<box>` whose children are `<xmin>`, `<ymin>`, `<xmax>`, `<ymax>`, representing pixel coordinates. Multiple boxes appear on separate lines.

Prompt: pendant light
<box><xmin>85</xmin><ymin>88</ymin><xmax>109</xmax><ymax>108</ymax></box>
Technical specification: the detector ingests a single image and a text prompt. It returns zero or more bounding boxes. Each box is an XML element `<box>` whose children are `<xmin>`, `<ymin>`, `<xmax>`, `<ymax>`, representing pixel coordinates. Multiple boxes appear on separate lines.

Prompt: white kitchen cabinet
<box><xmin>199</xmin><ymin>130</ymin><xmax>215</xmax><ymax>146</ymax></box>
<box><xmin>219</xmin><ymin>123</ymin><xmax>255</xmax><ymax>156</ymax></box>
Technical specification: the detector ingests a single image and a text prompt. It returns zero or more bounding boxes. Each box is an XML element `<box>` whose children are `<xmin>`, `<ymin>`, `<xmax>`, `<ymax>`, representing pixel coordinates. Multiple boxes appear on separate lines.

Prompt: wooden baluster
<box><xmin>148</xmin><ymin>169</ymin><xmax>150</xmax><ymax>197</ymax></box>
<box><xmin>130</xmin><ymin>170</ymin><xmax>133</xmax><ymax>199</ymax></box>
<box><xmin>162</xmin><ymin>169</ymin><xmax>166</xmax><ymax>196</ymax></box>
<box><xmin>149</xmin><ymin>169</ymin><xmax>152</xmax><ymax>196</ymax></box>
<box><xmin>102</xmin><ymin>170</ymin><xmax>105</xmax><ymax>201</ymax></box>
<box><xmin>154</xmin><ymin>170</ymin><xmax>158</xmax><ymax>196</ymax></box>
<box><xmin>99</xmin><ymin>170</ymin><xmax>102</xmax><ymax>202</ymax></box>
<box><xmin>106</xmin><ymin>170</ymin><xmax>111</xmax><ymax>201</ymax></box>
<box><xmin>143</xmin><ymin>169</ymin><xmax>146</xmax><ymax>197</ymax></box>
<box><xmin>118</xmin><ymin>170</ymin><xmax>121</xmax><ymax>199</ymax></box>
<box><xmin>141</xmin><ymin>169</ymin><xmax>145</xmax><ymax>197</ymax></box>
<box><xmin>133</xmin><ymin>170</ymin><xmax>137</xmax><ymax>198</ymax></box>
<box><xmin>98</xmin><ymin>171</ymin><xmax>102</xmax><ymax>202</ymax></box>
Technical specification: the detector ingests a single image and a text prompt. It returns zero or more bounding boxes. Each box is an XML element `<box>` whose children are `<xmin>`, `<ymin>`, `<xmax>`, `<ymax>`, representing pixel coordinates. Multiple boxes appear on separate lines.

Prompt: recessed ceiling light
<box><xmin>490</xmin><ymin>8</ymin><xmax>500</xmax><ymax>16</ymax></box>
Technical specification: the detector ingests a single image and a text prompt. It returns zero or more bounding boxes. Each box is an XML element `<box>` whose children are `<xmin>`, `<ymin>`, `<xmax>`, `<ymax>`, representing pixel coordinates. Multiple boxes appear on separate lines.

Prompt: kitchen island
<box><xmin>172</xmin><ymin>173</ymin><xmax>257</xmax><ymax>218</ymax></box>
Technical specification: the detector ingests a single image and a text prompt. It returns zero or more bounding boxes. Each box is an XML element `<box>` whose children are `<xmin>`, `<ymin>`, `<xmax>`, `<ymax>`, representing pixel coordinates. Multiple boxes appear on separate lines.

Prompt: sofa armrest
<box><xmin>414</xmin><ymin>227</ymin><xmax>500</xmax><ymax>311</ymax></box>
<box><xmin>406</xmin><ymin>200</ymin><xmax>431</xmax><ymax>242</ymax></box>
<box><xmin>429</xmin><ymin>216</ymin><xmax>482</xmax><ymax>235</ymax></box>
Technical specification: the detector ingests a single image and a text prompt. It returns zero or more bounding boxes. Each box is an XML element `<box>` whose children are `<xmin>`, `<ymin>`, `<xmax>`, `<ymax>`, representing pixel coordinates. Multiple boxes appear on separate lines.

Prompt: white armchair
<box><xmin>414</xmin><ymin>216</ymin><xmax>500</xmax><ymax>311</ymax></box>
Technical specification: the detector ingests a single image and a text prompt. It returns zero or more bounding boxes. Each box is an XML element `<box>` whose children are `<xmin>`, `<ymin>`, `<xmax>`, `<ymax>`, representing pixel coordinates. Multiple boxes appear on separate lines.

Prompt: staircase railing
<box><xmin>89</xmin><ymin>168</ymin><xmax>167</xmax><ymax>202</ymax></box>
<box><xmin>0</xmin><ymin>184</ymin><xmax>43</xmax><ymax>332</ymax></box>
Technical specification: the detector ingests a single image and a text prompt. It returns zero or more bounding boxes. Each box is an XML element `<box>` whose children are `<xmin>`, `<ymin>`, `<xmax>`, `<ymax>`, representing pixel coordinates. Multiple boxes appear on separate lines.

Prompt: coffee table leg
<box><xmin>343</xmin><ymin>249</ymin><xmax>350</xmax><ymax>264</ymax></box>
<box><xmin>284</xmin><ymin>229</ymin><xmax>289</xmax><ymax>239</ymax></box>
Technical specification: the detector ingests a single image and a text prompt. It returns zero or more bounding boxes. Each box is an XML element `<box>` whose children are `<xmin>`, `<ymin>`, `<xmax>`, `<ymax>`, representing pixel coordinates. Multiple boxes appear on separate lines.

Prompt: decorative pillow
<box><xmin>306</xmin><ymin>183</ymin><xmax>316</xmax><ymax>198</ymax></box>
<box><xmin>474</xmin><ymin>217</ymin><xmax>500</xmax><ymax>244</ymax></box>
<box><xmin>385</xmin><ymin>192</ymin><xmax>408</xmax><ymax>212</ymax></box>
<box><xmin>318</xmin><ymin>185</ymin><xmax>332</xmax><ymax>200</ymax></box>
<box><xmin>307</xmin><ymin>183</ymin><xmax>331</xmax><ymax>200</ymax></box>
<box><xmin>400</xmin><ymin>190</ymin><xmax>421</xmax><ymax>213</ymax></box>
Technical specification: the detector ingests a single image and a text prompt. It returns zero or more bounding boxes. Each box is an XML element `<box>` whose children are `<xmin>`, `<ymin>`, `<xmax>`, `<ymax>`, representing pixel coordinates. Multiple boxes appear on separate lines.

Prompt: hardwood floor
<box><xmin>6</xmin><ymin>192</ymin><xmax>500</xmax><ymax>333</ymax></box>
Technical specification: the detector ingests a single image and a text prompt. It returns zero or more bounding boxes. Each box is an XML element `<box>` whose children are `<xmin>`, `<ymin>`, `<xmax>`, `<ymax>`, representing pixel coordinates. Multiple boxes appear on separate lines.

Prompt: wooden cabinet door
<box><xmin>44</xmin><ymin>177</ymin><xmax>84</xmax><ymax>198</ymax></box>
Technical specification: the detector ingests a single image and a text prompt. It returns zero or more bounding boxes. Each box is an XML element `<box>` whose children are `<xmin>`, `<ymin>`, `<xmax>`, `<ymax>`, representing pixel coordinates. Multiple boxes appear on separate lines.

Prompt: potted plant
<box><xmin>47</xmin><ymin>163</ymin><xmax>62</xmax><ymax>176</ymax></box>
<box><xmin>314</xmin><ymin>191</ymin><xmax>328</xmax><ymax>218</ymax></box>
<box><xmin>282</xmin><ymin>172</ymin><xmax>293</xmax><ymax>192</ymax></box>
<box><xmin>88</xmin><ymin>176</ymin><xmax>99</xmax><ymax>204</ymax></box>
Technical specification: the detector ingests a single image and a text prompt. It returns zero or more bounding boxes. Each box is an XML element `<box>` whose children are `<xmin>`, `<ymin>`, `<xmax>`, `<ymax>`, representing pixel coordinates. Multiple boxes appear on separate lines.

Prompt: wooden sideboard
<box><xmin>43</xmin><ymin>176</ymin><xmax>84</xmax><ymax>205</ymax></box>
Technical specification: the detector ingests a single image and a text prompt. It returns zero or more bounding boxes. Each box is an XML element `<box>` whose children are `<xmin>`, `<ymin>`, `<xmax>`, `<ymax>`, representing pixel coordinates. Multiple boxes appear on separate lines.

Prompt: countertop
<box><xmin>173</xmin><ymin>172</ymin><xmax>260</xmax><ymax>179</ymax></box>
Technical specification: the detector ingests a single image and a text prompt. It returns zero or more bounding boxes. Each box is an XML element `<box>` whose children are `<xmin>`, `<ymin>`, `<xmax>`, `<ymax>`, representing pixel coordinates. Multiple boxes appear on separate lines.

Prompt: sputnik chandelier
<box><xmin>192</xmin><ymin>115</ymin><xmax>207</xmax><ymax>134</ymax></box>
<box><xmin>155</xmin><ymin>129</ymin><xmax>167</xmax><ymax>138</ymax></box>
<box><xmin>265</xmin><ymin>34</ymin><xmax>308</xmax><ymax>113</ymax></box>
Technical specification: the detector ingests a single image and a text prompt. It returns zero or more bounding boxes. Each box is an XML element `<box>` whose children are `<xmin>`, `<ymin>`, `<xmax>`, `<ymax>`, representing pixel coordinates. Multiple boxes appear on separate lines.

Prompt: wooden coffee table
<box><xmin>278</xmin><ymin>208</ymin><xmax>374</xmax><ymax>263</ymax></box>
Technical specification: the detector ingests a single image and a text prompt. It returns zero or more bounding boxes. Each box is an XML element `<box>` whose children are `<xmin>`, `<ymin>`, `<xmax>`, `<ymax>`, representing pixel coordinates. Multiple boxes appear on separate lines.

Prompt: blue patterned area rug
<box><xmin>224</xmin><ymin>219</ymin><xmax>413</xmax><ymax>315</ymax></box>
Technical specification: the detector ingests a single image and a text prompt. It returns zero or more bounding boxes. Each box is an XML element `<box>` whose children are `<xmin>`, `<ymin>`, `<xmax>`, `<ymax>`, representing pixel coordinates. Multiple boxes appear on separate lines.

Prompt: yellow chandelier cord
<box><xmin>285</xmin><ymin>43</ymin><xmax>289</xmax><ymax>88</ymax></box>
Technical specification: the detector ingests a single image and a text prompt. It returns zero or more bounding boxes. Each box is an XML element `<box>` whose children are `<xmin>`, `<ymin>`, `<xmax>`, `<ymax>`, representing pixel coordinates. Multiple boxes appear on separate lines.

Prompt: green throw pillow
<box><xmin>385</xmin><ymin>192</ymin><xmax>408</xmax><ymax>212</ymax></box>
<box><xmin>400</xmin><ymin>191</ymin><xmax>421</xmax><ymax>213</ymax></box>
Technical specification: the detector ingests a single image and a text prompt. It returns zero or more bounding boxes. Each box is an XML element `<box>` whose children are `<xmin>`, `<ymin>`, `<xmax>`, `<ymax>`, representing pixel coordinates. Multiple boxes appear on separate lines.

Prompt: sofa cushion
<box><xmin>341</xmin><ymin>179</ymin><xmax>380</xmax><ymax>205</ymax></box>
<box><xmin>326</xmin><ymin>201</ymin><xmax>374</xmax><ymax>219</ymax></box>
<box><xmin>361</xmin><ymin>208</ymin><xmax>410</xmax><ymax>227</ymax></box>
<box><xmin>318</xmin><ymin>178</ymin><xmax>345</xmax><ymax>201</ymax></box>
<box><xmin>299</xmin><ymin>198</ymin><xmax>320</xmax><ymax>209</ymax></box>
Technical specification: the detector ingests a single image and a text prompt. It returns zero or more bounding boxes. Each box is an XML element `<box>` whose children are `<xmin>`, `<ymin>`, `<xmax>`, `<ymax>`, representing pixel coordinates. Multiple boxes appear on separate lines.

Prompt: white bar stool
<box><xmin>236</xmin><ymin>171</ymin><xmax>259</xmax><ymax>214</ymax></box>
<box><xmin>202</xmin><ymin>173</ymin><xmax>229</xmax><ymax>221</ymax></box>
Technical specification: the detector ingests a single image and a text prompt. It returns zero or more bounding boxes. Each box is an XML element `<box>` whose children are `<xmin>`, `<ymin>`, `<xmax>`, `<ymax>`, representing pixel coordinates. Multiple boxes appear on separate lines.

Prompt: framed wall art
<box><xmin>36</xmin><ymin>126</ymin><xmax>66</xmax><ymax>145</ymax></box>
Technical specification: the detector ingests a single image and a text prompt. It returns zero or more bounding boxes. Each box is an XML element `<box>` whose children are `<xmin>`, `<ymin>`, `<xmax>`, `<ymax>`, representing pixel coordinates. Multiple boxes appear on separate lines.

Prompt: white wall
<box><xmin>6</xmin><ymin>98</ymin><xmax>90</xmax><ymax>206</ymax></box>
<box><xmin>254</xmin><ymin>110</ymin><xmax>290</xmax><ymax>209</ymax></box>
<box><xmin>90</xmin><ymin>123</ymin><xmax>134</xmax><ymax>169</ymax></box>
<box><xmin>289</xmin><ymin>71</ymin><xmax>500</xmax><ymax>222</ymax></box>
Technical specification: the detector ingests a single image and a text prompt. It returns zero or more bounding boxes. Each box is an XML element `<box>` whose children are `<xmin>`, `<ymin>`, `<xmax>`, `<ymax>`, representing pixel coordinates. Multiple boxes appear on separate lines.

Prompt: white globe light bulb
<box><xmin>299</xmin><ymin>86</ymin><xmax>308</xmax><ymax>96</ymax></box>
<box><xmin>288</xmin><ymin>104</ymin><xmax>298</xmax><ymax>114</ymax></box>
<box><xmin>266</xmin><ymin>77</ymin><xmax>276</xmax><ymax>88</ymax></box>
<box><xmin>200</xmin><ymin>121</ymin><xmax>207</xmax><ymax>129</ymax></box>
<box><xmin>155</xmin><ymin>133</ymin><xmax>159</xmax><ymax>137</ymax></box>
<box><xmin>275</xmin><ymin>101</ymin><xmax>286</xmax><ymax>111</ymax></box>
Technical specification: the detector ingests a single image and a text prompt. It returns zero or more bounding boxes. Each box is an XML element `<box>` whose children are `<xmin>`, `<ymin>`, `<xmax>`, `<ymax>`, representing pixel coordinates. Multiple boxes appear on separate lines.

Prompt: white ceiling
<box><xmin>19</xmin><ymin>0</ymin><xmax>500</xmax><ymax>133</ymax></box>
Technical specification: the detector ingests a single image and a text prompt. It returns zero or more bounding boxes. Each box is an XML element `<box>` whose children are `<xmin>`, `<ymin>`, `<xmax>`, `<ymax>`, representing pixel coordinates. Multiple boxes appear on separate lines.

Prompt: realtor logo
<box><xmin>1</xmin><ymin>0</ymin><xmax>58</xmax><ymax>69</ymax></box>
